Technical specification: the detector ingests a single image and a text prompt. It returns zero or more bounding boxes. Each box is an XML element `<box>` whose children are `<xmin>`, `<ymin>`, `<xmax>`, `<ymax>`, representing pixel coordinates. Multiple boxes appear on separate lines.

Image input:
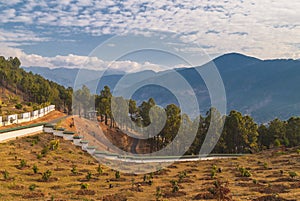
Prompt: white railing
<box><xmin>0</xmin><ymin>105</ymin><xmax>55</xmax><ymax>127</ymax></box>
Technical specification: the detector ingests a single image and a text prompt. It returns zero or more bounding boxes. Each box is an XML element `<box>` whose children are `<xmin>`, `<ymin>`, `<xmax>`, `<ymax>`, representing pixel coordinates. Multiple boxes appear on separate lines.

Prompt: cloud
<box><xmin>0</xmin><ymin>44</ymin><xmax>164</xmax><ymax>73</ymax></box>
<box><xmin>0</xmin><ymin>29</ymin><xmax>49</xmax><ymax>44</ymax></box>
<box><xmin>0</xmin><ymin>0</ymin><xmax>300</xmax><ymax>60</ymax></box>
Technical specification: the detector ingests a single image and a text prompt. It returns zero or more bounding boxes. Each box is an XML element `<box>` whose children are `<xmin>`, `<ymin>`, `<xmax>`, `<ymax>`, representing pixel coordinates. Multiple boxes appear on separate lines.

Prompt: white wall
<box><xmin>0</xmin><ymin>125</ymin><xmax>44</xmax><ymax>142</ymax></box>
<box><xmin>0</xmin><ymin>105</ymin><xmax>55</xmax><ymax>127</ymax></box>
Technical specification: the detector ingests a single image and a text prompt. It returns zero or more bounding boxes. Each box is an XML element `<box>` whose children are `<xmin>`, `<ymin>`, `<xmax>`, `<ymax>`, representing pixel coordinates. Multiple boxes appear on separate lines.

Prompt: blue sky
<box><xmin>0</xmin><ymin>0</ymin><xmax>299</xmax><ymax>72</ymax></box>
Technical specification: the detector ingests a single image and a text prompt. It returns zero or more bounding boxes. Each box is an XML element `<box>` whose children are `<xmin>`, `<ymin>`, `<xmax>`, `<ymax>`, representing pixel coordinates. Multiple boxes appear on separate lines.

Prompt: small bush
<box><xmin>81</xmin><ymin>183</ymin><xmax>89</xmax><ymax>189</ymax></box>
<box><xmin>29</xmin><ymin>184</ymin><xmax>36</xmax><ymax>191</ymax></box>
<box><xmin>41</xmin><ymin>146</ymin><xmax>49</xmax><ymax>156</ymax></box>
<box><xmin>208</xmin><ymin>179</ymin><xmax>232</xmax><ymax>200</ymax></box>
<box><xmin>178</xmin><ymin>171</ymin><xmax>187</xmax><ymax>182</ymax></box>
<box><xmin>86</xmin><ymin>172</ymin><xmax>92</xmax><ymax>180</ymax></box>
<box><xmin>42</xmin><ymin>170</ymin><xmax>52</xmax><ymax>181</ymax></box>
<box><xmin>274</xmin><ymin>139</ymin><xmax>281</xmax><ymax>147</ymax></box>
<box><xmin>37</xmin><ymin>154</ymin><xmax>42</xmax><ymax>159</ymax></box>
<box><xmin>19</xmin><ymin>159</ymin><xmax>27</xmax><ymax>169</ymax></box>
<box><xmin>32</xmin><ymin>164</ymin><xmax>38</xmax><ymax>174</ymax></box>
<box><xmin>170</xmin><ymin>180</ymin><xmax>179</xmax><ymax>193</ymax></box>
<box><xmin>49</xmin><ymin>140</ymin><xmax>59</xmax><ymax>150</ymax></box>
<box><xmin>156</xmin><ymin>186</ymin><xmax>162</xmax><ymax>201</ymax></box>
<box><xmin>239</xmin><ymin>167</ymin><xmax>251</xmax><ymax>177</ymax></box>
<box><xmin>71</xmin><ymin>166</ymin><xmax>78</xmax><ymax>175</ymax></box>
<box><xmin>115</xmin><ymin>171</ymin><xmax>120</xmax><ymax>179</ymax></box>
<box><xmin>211</xmin><ymin>170</ymin><xmax>216</xmax><ymax>178</ymax></box>
<box><xmin>97</xmin><ymin>165</ymin><xmax>103</xmax><ymax>175</ymax></box>
<box><xmin>15</xmin><ymin>103</ymin><xmax>22</xmax><ymax>110</ymax></box>
<box><xmin>3</xmin><ymin>170</ymin><xmax>9</xmax><ymax>180</ymax></box>
<box><xmin>263</xmin><ymin>162</ymin><xmax>268</xmax><ymax>169</ymax></box>
<box><xmin>289</xmin><ymin>171</ymin><xmax>298</xmax><ymax>179</ymax></box>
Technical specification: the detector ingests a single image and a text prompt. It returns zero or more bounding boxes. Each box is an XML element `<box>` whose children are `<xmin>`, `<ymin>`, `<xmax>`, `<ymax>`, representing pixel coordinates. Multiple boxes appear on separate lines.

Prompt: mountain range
<box><xmin>23</xmin><ymin>53</ymin><xmax>300</xmax><ymax>123</ymax></box>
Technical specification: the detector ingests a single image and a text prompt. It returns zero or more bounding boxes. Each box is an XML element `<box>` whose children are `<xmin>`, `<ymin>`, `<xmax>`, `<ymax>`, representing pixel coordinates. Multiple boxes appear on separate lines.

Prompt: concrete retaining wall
<box><xmin>0</xmin><ymin>125</ymin><xmax>44</xmax><ymax>142</ymax></box>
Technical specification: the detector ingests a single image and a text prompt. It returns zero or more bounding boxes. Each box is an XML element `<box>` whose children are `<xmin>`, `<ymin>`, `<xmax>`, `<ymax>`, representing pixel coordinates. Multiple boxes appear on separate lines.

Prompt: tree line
<box><xmin>74</xmin><ymin>85</ymin><xmax>300</xmax><ymax>155</ymax></box>
<box><xmin>0</xmin><ymin>56</ymin><xmax>72</xmax><ymax>112</ymax></box>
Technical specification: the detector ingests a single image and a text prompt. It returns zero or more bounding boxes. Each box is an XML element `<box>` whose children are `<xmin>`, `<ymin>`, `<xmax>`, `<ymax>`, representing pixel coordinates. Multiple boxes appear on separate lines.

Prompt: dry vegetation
<box><xmin>0</xmin><ymin>132</ymin><xmax>299</xmax><ymax>200</ymax></box>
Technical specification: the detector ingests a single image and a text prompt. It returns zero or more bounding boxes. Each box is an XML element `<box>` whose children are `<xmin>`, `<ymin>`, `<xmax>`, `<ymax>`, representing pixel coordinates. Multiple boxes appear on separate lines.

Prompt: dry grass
<box><xmin>0</xmin><ymin>132</ymin><xmax>299</xmax><ymax>200</ymax></box>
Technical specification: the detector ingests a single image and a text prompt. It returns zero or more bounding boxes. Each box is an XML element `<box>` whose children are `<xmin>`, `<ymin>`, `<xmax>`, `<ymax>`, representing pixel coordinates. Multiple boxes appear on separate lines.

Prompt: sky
<box><xmin>0</xmin><ymin>0</ymin><xmax>300</xmax><ymax>72</ymax></box>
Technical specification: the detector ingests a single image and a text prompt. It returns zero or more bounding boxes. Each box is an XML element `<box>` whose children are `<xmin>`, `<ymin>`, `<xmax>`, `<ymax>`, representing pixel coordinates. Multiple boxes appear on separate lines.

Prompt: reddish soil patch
<box><xmin>76</xmin><ymin>189</ymin><xmax>96</xmax><ymax>195</ymax></box>
<box><xmin>37</xmin><ymin>177</ymin><xmax>59</xmax><ymax>182</ymax></box>
<box><xmin>109</xmin><ymin>178</ymin><xmax>126</xmax><ymax>182</ymax></box>
<box><xmin>253</xmin><ymin>195</ymin><xmax>296</xmax><ymax>201</ymax></box>
<box><xmin>257</xmin><ymin>184</ymin><xmax>289</xmax><ymax>194</ymax></box>
<box><xmin>193</xmin><ymin>192</ymin><xmax>214</xmax><ymax>200</ymax></box>
<box><xmin>77</xmin><ymin>178</ymin><xmax>99</xmax><ymax>182</ymax></box>
<box><xmin>102</xmin><ymin>194</ymin><xmax>127</xmax><ymax>201</ymax></box>
<box><xmin>163</xmin><ymin>191</ymin><xmax>187</xmax><ymax>198</ymax></box>
<box><xmin>8</xmin><ymin>185</ymin><xmax>24</xmax><ymax>190</ymax></box>
<box><xmin>22</xmin><ymin>192</ymin><xmax>45</xmax><ymax>199</ymax></box>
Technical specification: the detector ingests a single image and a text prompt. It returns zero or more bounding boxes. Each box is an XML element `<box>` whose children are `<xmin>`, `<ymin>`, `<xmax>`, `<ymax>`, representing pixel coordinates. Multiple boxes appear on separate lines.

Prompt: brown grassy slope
<box><xmin>0</xmin><ymin>86</ymin><xmax>32</xmax><ymax>116</ymax></box>
<box><xmin>0</xmin><ymin>132</ymin><xmax>299</xmax><ymax>200</ymax></box>
<box><xmin>57</xmin><ymin>116</ymin><xmax>134</xmax><ymax>153</ymax></box>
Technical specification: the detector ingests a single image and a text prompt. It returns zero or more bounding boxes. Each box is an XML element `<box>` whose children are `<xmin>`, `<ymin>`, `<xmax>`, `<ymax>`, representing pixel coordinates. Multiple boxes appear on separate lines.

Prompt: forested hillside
<box><xmin>74</xmin><ymin>85</ymin><xmax>300</xmax><ymax>155</ymax></box>
<box><xmin>0</xmin><ymin>56</ymin><xmax>72</xmax><ymax>114</ymax></box>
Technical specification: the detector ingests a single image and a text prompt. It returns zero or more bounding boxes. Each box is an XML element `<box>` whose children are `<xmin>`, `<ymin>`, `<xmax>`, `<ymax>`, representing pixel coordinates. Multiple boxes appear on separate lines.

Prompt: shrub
<box><xmin>274</xmin><ymin>139</ymin><xmax>281</xmax><ymax>147</ymax></box>
<box><xmin>170</xmin><ymin>180</ymin><xmax>179</xmax><ymax>193</ymax></box>
<box><xmin>37</xmin><ymin>154</ymin><xmax>42</xmax><ymax>159</ymax></box>
<box><xmin>86</xmin><ymin>172</ymin><xmax>92</xmax><ymax>180</ymax></box>
<box><xmin>41</xmin><ymin>146</ymin><xmax>49</xmax><ymax>156</ymax></box>
<box><xmin>32</xmin><ymin>164</ymin><xmax>38</xmax><ymax>174</ymax></box>
<box><xmin>3</xmin><ymin>170</ymin><xmax>9</xmax><ymax>180</ymax></box>
<box><xmin>209</xmin><ymin>179</ymin><xmax>232</xmax><ymax>200</ymax></box>
<box><xmin>97</xmin><ymin>165</ymin><xmax>103</xmax><ymax>175</ymax></box>
<box><xmin>297</xmin><ymin>149</ymin><xmax>300</xmax><ymax>155</ymax></box>
<box><xmin>115</xmin><ymin>171</ymin><xmax>120</xmax><ymax>179</ymax></box>
<box><xmin>156</xmin><ymin>186</ymin><xmax>162</xmax><ymax>201</ymax></box>
<box><xmin>42</xmin><ymin>170</ymin><xmax>52</xmax><ymax>181</ymax></box>
<box><xmin>29</xmin><ymin>184</ymin><xmax>36</xmax><ymax>191</ymax></box>
<box><xmin>49</xmin><ymin>140</ymin><xmax>59</xmax><ymax>150</ymax></box>
<box><xmin>31</xmin><ymin>139</ymin><xmax>38</xmax><ymax>146</ymax></box>
<box><xmin>289</xmin><ymin>171</ymin><xmax>298</xmax><ymax>179</ymax></box>
<box><xmin>131</xmin><ymin>178</ymin><xmax>135</xmax><ymax>188</ymax></box>
<box><xmin>71</xmin><ymin>166</ymin><xmax>78</xmax><ymax>175</ymax></box>
<box><xmin>239</xmin><ymin>167</ymin><xmax>251</xmax><ymax>177</ymax></box>
<box><xmin>15</xmin><ymin>103</ymin><xmax>22</xmax><ymax>110</ymax></box>
<box><xmin>263</xmin><ymin>162</ymin><xmax>268</xmax><ymax>169</ymax></box>
<box><xmin>143</xmin><ymin>174</ymin><xmax>147</xmax><ymax>182</ymax></box>
<box><xmin>211</xmin><ymin>170</ymin><xmax>216</xmax><ymax>178</ymax></box>
<box><xmin>19</xmin><ymin>159</ymin><xmax>27</xmax><ymax>169</ymax></box>
<box><xmin>178</xmin><ymin>171</ymin><xmax>187</xmax><ymax>182</ymax></box>
<box><xmin>81</xmin><ymin>183</ymin><xmax>89</xmax><ymax>189</ymax></box>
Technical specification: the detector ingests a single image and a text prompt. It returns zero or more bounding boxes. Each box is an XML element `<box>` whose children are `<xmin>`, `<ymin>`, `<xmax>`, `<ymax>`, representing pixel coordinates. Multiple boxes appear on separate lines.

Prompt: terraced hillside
<box><xmin>0</xmin><ymin>131</ymin><xmax>299</xmax><ymax>200</ymax></box>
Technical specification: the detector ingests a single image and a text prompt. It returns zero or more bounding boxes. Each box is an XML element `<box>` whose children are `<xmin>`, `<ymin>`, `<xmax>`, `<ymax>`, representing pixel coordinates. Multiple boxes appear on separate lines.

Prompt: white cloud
<box><xmin>0</xmin><ymin>29</ymin><xmax>49</xmax><ymax>44</ymax></box>
<box><xmin>0</xmin><ymin>44</ymin><xmax>164</xmax><ymax>72</ymax></box>
<box><xmin>0</xmin><ymin>0</ymin><xmax>300</xmax><ymax>59</ymax></box>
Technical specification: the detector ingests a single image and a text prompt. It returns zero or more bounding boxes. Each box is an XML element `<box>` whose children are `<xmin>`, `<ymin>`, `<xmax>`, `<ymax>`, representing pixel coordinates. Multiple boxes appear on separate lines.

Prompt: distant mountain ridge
<box><xmin>22</xmin><ymin>53</ymin><xmax>300</xmax><ymax>123</ymax></box>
